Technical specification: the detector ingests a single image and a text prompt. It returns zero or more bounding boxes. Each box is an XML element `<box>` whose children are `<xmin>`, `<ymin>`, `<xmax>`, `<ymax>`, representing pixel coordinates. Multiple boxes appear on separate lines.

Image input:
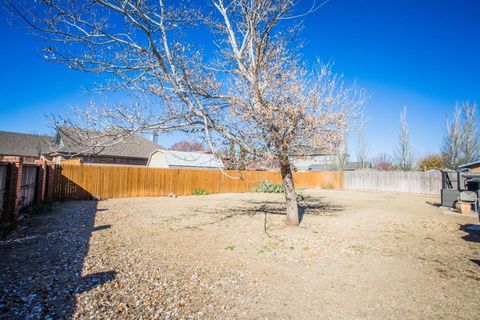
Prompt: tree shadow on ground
<box><xmin>174</xmin><ymin>195</ymin><xmax>344</xmax><ymax>231</ymax></box>
<box><xmin>0</xmin><ymin>201</ymin><xmax>116</xmax><ymax>319</ymax></box>
<box><xmin>237</xmin><ymin>195</ymin><xmax>344</xmax><ymax>222</ymax></box>
<box><xmin>459</xmin><ymin>224</ymin><xmax>480</xmax><ymax>243</ymax></box>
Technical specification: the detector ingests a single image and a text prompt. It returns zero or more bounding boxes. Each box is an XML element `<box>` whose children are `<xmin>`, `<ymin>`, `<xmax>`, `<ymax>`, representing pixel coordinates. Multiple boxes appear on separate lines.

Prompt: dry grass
<box><xmin>1</xmin><ymin>189</ymin><xmax>479</xmax><ymax>319</ymax></box>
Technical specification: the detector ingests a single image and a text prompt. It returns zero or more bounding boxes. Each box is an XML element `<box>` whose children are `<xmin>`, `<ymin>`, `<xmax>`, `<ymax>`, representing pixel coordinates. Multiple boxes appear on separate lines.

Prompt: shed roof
<box><xmin>149</xmin><ymin>149</ymin><xmax>224</xmax><ymax>168</ymax></box>
<box><xmin>0</xmin><ymin>130</ymin><xmax>54</xmax><ymax>157</ymax></box>
<box><xmin>459</xmin><ymin>160</ymin><xmax>480</xmax><ymax>169</ymax></box>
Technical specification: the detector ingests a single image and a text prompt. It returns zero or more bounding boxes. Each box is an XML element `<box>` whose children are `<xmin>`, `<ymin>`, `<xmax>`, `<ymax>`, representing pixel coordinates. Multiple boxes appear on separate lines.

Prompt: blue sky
<box><xmin>0</xmin><ymin>0</ymin><xmax>479</xmax><ymax>159</ymax></box>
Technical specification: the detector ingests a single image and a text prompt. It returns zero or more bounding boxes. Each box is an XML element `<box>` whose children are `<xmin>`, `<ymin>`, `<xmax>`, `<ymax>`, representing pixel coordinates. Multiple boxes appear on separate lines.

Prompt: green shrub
<box><xmin>192</xmin><ymin>188</ymin><xmax>211</xmax><ymax>195</ymax></box>
<box><xmin>251</xmin><ymin>180</ymin><xmax>283</xmax><ymax>193</ymax></box>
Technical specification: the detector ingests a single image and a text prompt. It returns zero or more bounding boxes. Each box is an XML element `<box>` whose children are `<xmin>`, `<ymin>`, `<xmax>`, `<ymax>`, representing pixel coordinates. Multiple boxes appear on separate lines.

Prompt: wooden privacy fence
<box><xmin>53</xmin><ymin>164</ymin><xmax>344</xmax><ymax>200</ymax></box>
<box><xmin>344</xmin><ymin>170</ymin><xmax>442</xmax><ymax>195</ymax></box>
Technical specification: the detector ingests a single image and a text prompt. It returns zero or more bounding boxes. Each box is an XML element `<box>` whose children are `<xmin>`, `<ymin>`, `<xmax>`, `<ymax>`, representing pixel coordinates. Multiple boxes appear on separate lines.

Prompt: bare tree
<box><xmin>356</xmin><ymin>122</ymin><xmax>368</xmax><ymax>169</ymax></box>
<box><xmin>372</xmin><ymin>153</ymin><xmax>395</xmax><ymax>171</ymax></box>
<box><xmin>335</xmin><ymin>132</ymin><xmax>349</xmax><ymax>170</ymax></box>
<box><xmin>7</xmin><ymin>0</ymin><xmax>365</xmax><ymax>225</ymax></box>
<box><xmin>442</xmin><ymin>105</ymin><xmax>463</xmax><ymax>169</ymax></box>
<box><xmin>460</xmin><ymin>101</ymin><xmax>480</xmax><ymax>164</ymax></box>
<box><xmin>395</xmin><ymin>106</ymin><xmax>413</xmax><ymax>170</ymax></box>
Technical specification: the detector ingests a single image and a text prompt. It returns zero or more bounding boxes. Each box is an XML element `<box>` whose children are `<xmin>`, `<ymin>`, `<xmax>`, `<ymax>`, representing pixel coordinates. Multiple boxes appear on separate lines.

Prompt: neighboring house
<box><xmin>290</xmin><ymin>153</ymin><xmax>372</xmax><ymax>172</ymax></box>
<box><xmin>0</xmin><ymin>130</ymin><xmax>53</xmax><ymax>163</ymax></box>
<box><xmin>148</xmin><ymin>149</ymin><xmax>224</xmax><ymax>169</ymax></box>
<box><xmin>53</xmin><ymin>127</ymin><xmax>162</xmax><ymax>166</ymax></box>
<box><xmin>341</xmin><ymin>161</ymin><xmax>373</xmax><ymax>171</ymax></box>
<box><xmin>291</xmin><ymin>153</ymin><xmax>339</xmax><ymax>171</ymax></box>
<box><xmin>459</xmin><ymin>160</ymin><xmax>480</xmax><ymax>173</ymax></box>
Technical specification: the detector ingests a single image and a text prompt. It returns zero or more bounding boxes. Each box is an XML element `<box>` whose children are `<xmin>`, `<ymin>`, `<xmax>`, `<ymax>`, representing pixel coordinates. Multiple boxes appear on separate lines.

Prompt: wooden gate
<box><xmin>20</xmin><ymin>165</ymin><xmax>38</xmax><ymax>209</ymax></box>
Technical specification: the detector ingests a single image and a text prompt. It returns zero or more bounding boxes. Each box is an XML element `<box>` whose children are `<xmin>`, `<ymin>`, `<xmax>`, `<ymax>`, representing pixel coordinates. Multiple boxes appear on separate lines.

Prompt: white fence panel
<box><xmin>344</xmin><ymin>171</ymin><xmax>442</xmax><ymax>195</ymax></box>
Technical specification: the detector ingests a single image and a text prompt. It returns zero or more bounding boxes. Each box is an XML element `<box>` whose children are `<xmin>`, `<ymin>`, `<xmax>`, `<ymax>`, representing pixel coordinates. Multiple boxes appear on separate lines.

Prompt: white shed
<box><xmin>147</xmin><ymin>149</ymin><xmax>224</xmax><ymax>169</ymax></box>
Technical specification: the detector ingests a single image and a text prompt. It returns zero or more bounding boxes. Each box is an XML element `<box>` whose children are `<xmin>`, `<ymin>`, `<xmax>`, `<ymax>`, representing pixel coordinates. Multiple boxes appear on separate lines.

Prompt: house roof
<box><xmin>459</xmin><ymin>160</ymin><xmax>480</xmax><ymax>169</ymax></box>
<box><xmin>149</xmin><ymin>149</ymin><xmax>224</xmax><ymax>168</ymax></box>
<box><xmin>56</xmin><ymin>127</ymin><xmax>163</xmax><ymax>159</ymax></box>
<box><xmin>0</xmin><ymin>130</ymin><xmax>54</xmax><ymax>157</ymax></box>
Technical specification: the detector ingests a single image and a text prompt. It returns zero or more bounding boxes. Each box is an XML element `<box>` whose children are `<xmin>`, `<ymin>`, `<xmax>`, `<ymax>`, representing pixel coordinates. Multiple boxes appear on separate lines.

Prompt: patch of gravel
<box><xmin>1</xmin><ymin>190</ymin><xmax>479</xmax><ymax>319</ymax></box>
<box><xmin>0</xmin><ymin>201</ymin><xmax>98</xmax><ymax>319</ymax></box>
<box><xmin>0</xmin><ymin>200</ymin><xmax>264</xmax><ymax>319</ymax></box>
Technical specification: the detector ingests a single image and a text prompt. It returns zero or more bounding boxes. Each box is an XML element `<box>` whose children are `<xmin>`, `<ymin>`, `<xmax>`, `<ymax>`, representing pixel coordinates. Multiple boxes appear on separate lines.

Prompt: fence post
<box><xmin>4</xmin><ymin>157</ymin><xmax>24</xmax><ymax>227</ymax></box>
<box><xmin>36</xmin><ymin>160</ymin><xmax>46</xmax><ymax>203</ymax></box>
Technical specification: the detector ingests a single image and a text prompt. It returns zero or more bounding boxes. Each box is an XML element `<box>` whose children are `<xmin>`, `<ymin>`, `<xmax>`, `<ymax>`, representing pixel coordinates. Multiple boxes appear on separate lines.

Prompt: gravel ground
<box><xmin>1</xmin><ymin>190</ymin><xmax>479</xmax><ymax>319</ymax></box>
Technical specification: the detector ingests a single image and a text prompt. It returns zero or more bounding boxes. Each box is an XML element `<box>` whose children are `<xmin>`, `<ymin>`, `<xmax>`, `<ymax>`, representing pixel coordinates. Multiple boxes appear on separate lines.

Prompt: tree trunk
<box><xmin>280</xmin><ymin>162</ymin><xmax>299</xmax><ymax>226</ymax></box>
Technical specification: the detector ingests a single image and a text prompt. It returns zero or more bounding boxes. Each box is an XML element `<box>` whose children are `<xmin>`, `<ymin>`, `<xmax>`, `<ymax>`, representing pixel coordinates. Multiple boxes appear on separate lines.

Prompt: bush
<box><xmin>192</xmin><ymin>188</ymin><xmax>210</xmax><ymax>195</ymax></box>
<box><xmin>321</xmin><ymin>182</ymin><xmax>335</xmax><ymax>190</ymax></box>
<box><xmin>251</xmin><ymin>180</ymin><xmax>283</xmax><ymax>193</ymax></box>
<box><xmin>417</xmin><ymin>154</ymin><xmax>444</xmax><ymax>170</ymax></box>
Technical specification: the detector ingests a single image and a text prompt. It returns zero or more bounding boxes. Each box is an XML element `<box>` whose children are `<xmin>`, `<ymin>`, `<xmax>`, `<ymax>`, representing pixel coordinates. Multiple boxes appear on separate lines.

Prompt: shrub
<box><xmin>251</xmin><ymin>180</ymin><xmax>283</xmax><ymax>193</ymax></box>
<box><xmin>417</xmin><ymin>154</ymin><xmax>444</xmax><ymax>170</ymax></box>
<box><xmin>321</xmin><ymin>182</ymin><xmax>335</xmax><ymax>190</ymax></box>
<box><xmin>192</xmin><ymin>188</ymin><xmax>210</xmax><ymax>195</ymax></box>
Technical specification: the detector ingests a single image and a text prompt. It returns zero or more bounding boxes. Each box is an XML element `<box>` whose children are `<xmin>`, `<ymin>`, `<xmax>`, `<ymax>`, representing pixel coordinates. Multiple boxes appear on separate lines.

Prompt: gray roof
<box><xmin>459</xmin><ymin>160</ymin><xmax>480</xmax><ymax>169</ymax></box>
<box><xmin>0</xmin><ymin>131</ymin><xmax>54</xmax><ymax>157</ymax></box>
<box><xmin>56</xmin><ymin>127</ymin><xmax>162</xmax><ymax>159</ymax></box>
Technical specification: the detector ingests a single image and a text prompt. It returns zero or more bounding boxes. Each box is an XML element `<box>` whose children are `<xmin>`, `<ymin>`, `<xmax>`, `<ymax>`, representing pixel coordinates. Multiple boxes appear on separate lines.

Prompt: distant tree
<box><xmin>394</xmin><ymin>106</ymin><xmax>414</xmax><ymax>170</ymax></box>
<box><xmin>460</xmin><ymin>101</ymin><xmax>480</xmax><ymax>164</ymax></box>
<box><xmin>356</xmin><ymin>122</ymin><xmax>368</xmax><ymax>169</ymax></box>
<box><xmin>336</xmin><ymin>132</ymin><xmax>349</xmax><ymax>170</ymax></box>
<box><xmin>171</xmin><ymin>140</ymin><xmax>206</xmax><ymax>152</ymax></box>
<box><xmin>238</xmin><ymin>148</ymin><xmax>246</xmax><ymax>171</ymax></box>
<box><xmin>417</xmin><ymin>154</ymin><xmax>444</xmax><ymax>171</ymax></box>
<box><xmin>442</xmin><ymin>104</ymin><xmax>464</xmax><ymax>169</ymax></box>
<box><xmin>372</xmin><ymin>153</ymin><xmax>395</xmax><ymax>171</ymax></box>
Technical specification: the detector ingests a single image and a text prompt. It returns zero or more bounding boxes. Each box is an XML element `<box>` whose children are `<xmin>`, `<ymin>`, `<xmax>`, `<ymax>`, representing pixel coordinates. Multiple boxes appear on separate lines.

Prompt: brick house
<box><xmin>0</xmin><ymin>130</ymin><xmax>54</xmax><ymax>163</ymax></box>
<box><xmin>0</xmin><ymin>128</ymin><xmax>162</xmax><ymax>231</ymax></box>
<box><xmin>0</xmin><ymin>131</ymin><xmax>56</xmax><ymax>231</ymax></box>
<box><xmin>52</xmin><ymin>127</ymin><xmax>163</xmax><ymax>166</ymax></box>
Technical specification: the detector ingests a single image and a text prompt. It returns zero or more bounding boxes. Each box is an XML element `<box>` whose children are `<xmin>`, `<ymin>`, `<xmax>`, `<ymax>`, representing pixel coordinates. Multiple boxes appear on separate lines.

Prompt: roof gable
<box><xmin>459</xmin><ymin>160</ymin><xmax>480</xmax><ymax>169</ymax></box>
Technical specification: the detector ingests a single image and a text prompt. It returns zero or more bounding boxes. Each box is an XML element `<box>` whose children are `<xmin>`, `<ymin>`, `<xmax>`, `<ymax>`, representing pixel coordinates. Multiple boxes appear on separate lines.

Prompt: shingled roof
<box><xmin>55</xmin><ymin>127</ymin><xmax>162</xmax><ymax>159</ymax></box>
<box><xmin>0</xmin><ymin>131</ymin><xmax>54</xmax><ymax>157</ymax></box>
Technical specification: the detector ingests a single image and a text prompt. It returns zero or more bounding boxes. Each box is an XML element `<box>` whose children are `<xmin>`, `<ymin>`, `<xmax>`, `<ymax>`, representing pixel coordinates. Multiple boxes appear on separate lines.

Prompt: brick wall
<box><xmin>1</xmin><ymin>157</ymin><xmax>23</xmax><ymax>229</ymax></box>
<box><xmin>0</xmin><ymin>157</ymin><xmax>55</xmax><ymax>233</ymax></box>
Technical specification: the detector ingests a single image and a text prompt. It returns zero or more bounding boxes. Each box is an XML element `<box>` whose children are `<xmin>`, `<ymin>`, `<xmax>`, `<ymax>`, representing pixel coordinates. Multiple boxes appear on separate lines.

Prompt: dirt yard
<box><xmin>1</xmin><ymin>189</ymin><xmax>479</xmax><ymax>319</ymax></box>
